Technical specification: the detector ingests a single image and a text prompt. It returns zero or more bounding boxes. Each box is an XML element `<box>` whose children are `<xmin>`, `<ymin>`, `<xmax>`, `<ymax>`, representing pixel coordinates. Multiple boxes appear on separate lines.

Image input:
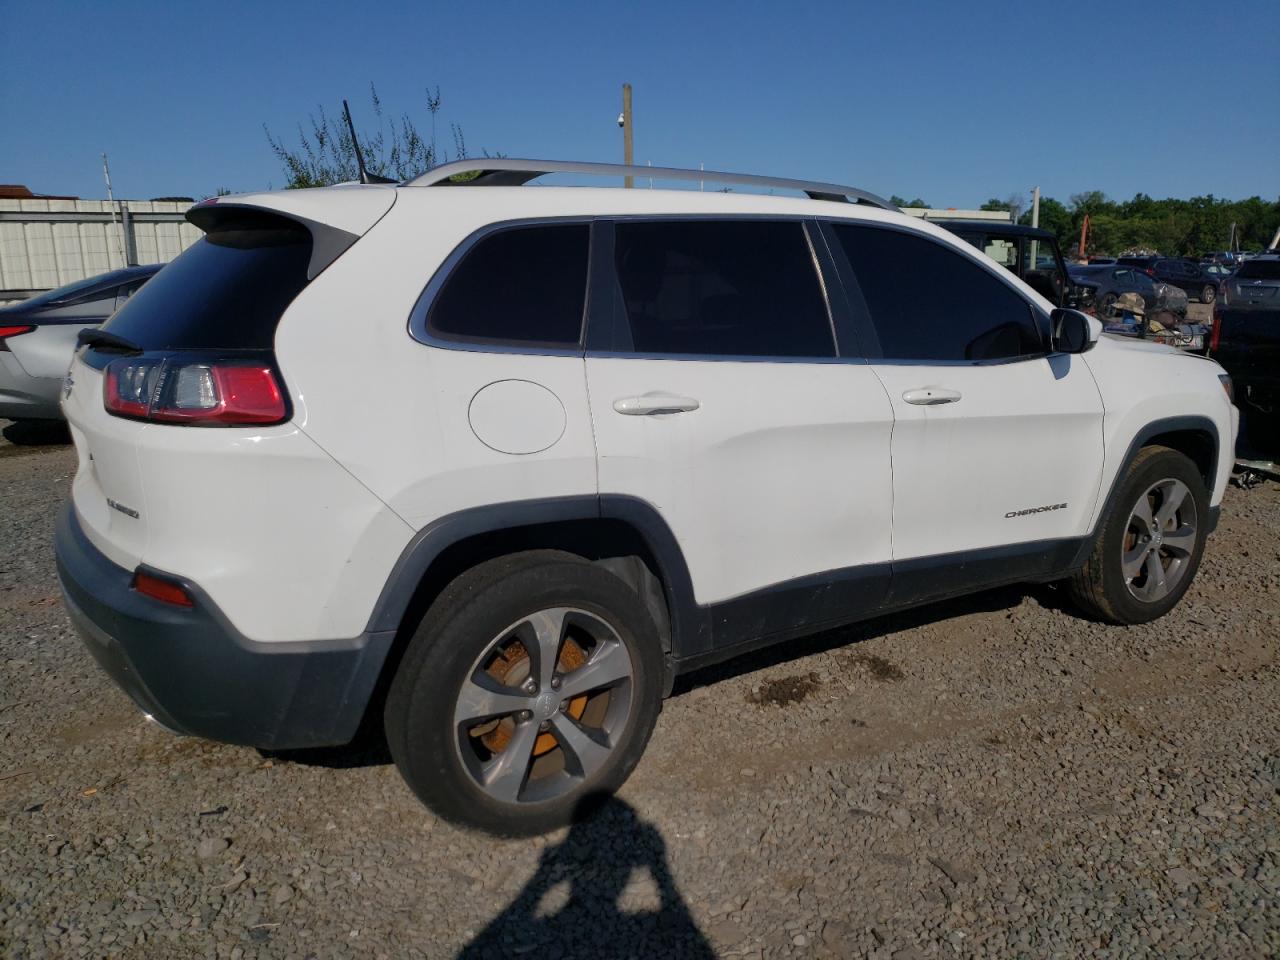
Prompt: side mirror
<box><xmin>1050</xmin><ymin>308</ymin><xmax>1101</xmax><ymax>354</ymax></box>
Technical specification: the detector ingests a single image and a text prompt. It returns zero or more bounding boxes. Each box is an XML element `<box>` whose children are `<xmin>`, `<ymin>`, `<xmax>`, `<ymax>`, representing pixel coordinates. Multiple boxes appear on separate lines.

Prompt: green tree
<box><xmin>1003</xmin><ymin>190</ymin><xmax>1279</xmax><ymax>257</ymax></box>
<box><xmin>265</xmin><ymin>83</ymin><xmax>488</xmax><ymax>188</ymax></box>
<box><xmin>890</xmin><ymin>195</ymin><xmax>930</xmax><ymax>208</ymax></box>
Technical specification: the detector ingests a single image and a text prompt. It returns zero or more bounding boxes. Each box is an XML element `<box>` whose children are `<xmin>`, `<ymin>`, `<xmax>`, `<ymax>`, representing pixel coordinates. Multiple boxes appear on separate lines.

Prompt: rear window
<box><xmin>18</xmin><ymin>274</ymin><xmax>118</xmax><ymax>310</ymax></box>
<box><xmin>1237</xmin><ymin>260</ymin><xmax>1280</xmax><ymax>281</ymax></box>
<box><xmin>101</xmin><ymin>212</ymin><xmax>312</xmax><ymax>350</ymax></box>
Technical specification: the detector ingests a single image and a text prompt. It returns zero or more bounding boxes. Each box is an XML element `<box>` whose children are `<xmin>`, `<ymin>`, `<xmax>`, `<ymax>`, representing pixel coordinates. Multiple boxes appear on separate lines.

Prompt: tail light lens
<box><xmin>0</xmin><ymin>324</ymin><xmax>35</xmax><ymax>351</ymax></box>
<box><xmin>104</xmin><ymin>356</ymin><xmax>286</xmax><ymax>425</ymax></box>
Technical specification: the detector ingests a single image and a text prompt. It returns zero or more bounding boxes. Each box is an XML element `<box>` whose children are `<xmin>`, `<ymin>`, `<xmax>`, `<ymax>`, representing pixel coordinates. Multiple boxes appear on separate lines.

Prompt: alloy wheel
<box><xmin>1121</xmin><ymin>478</ymin><xmax>1198</xmax><ymax>602</ymax></box>
<box><xmin>451</xmin><ymin>607</ymin><xmax>635</xmax><ymax>805</ymax></box>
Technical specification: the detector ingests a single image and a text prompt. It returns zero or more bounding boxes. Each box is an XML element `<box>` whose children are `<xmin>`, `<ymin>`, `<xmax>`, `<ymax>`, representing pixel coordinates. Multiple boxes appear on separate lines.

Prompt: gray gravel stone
<box><xmin>196</xmin><ymin>837</ymin><xmax>228</xmax><ymax>860</ymax></box>
<box><xmin>2</xmin><ymin>431</ymin><xmax>1279</xmax><ymax>959</ymax></box>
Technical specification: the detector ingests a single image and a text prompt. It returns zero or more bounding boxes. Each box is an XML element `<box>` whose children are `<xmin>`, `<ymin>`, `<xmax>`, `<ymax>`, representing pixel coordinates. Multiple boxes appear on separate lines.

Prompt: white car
<box><xmin>55</xmin><ymin>160</ymin><xmax>1238</xmax><ymax>835</ymax></box>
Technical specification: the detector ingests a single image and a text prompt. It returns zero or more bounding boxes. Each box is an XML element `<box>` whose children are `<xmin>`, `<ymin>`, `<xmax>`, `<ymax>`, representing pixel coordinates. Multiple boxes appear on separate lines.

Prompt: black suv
<box><xmin>938</xmin><ymin>221</ymin><xmax>1073</xmax><ymax>306</ymax></box>
<box><xmin>1212</xmin><ymin>252</ymin><xmax>1280</xmax><ymax>444</ymax></box>
<box><xmin>1118</xmin><ymin>256</ymin><xmax>1218</xmax><ymax>304</ymax></box>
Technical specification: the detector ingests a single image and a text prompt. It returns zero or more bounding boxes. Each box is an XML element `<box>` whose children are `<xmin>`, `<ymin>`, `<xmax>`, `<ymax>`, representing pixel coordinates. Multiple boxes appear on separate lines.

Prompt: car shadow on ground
<box><xmin>1</xmin><ymin>419</ymin><xmax>71</xmax><ymax>449</ymax></box>
<box><xmin>272</xmin><ymin>581</ymin><xmax>1068</xmax><ymax>772</ymax></box>
<box><xmin>456</xmin><ymin>795</ymin><xmax>715</xmax><ymax>960</ymax></box>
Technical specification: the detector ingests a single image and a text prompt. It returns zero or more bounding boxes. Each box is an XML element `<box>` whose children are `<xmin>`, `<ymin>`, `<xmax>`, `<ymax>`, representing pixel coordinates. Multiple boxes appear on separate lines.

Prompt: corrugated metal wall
<box><xmin>0</xmin><ymin>198</ymin><xmax>202</xmax><ymax>305</ymax></box>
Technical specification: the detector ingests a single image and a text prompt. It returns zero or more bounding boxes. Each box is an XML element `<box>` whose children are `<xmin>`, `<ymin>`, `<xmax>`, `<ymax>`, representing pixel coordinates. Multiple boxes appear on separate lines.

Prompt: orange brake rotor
<box><xmin>477</xmin><ymin>637</ymin><xmax>589</xmax><ymax>757</ymax></box>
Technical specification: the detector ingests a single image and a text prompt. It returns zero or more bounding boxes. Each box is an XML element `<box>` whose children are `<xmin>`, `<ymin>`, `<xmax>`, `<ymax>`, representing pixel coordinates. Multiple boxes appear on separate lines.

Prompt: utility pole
<box><xmin>621</xmin><ymin>83</ymin><xmax>634</xmax><ymax>189</ymax></box>
<box><xmin>1029</xmin><ymin>185</ymin><xmax>1042</xmax><ymax>268</ymax></box>
<box><xmin>102</xmin><ymin>153</ymin><xmax>126</xmax><ymax>268</ymax></box>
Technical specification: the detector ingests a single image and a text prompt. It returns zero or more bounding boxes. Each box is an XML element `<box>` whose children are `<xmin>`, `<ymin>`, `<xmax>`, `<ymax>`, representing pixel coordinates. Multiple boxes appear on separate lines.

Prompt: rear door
<box><xmin>821</xmin><ymin>220</ymin><xmax>1105</xmax><ymax>601</ymax></box>
<box><xmin>584</xmin><ymin>218</ymin><xmax>895</xmax><ymax>654</ymax></box>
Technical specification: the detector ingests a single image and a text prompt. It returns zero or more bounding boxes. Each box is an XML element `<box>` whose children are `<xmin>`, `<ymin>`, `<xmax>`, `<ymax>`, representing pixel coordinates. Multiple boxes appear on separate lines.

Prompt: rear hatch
<box><xmin>62</xmin><ymin>188</ymin><xmax>394</xmax><ymax>568</ymax></box>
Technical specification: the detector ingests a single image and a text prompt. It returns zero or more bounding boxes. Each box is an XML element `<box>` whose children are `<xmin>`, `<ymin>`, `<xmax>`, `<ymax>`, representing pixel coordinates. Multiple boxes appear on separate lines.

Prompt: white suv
<box><xmin>55</xmin><ymin>160</ymin><xmax>1238</xmax><ymax>835</ymax></box>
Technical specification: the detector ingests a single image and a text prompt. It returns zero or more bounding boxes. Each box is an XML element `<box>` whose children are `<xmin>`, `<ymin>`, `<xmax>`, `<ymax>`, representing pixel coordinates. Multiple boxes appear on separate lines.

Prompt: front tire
<box><xmin>1068</xmin><ymin>446</ymin><xmax>1209</xmax><ymax>624</ymax></box>
<box><xmin>1200</xmin><ymin>284</ymin><xmax>1216</xmax><ymax>304</ymax></box>
<box><xmin>385</xmin><ymin>553</ymin><xmax>664</xmax><ymax>836</ymax></box>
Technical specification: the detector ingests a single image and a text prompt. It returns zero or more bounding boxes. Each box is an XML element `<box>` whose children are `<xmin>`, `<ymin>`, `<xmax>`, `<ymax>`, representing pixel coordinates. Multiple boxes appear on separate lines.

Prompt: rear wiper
<box><xmin>78</xmin><ymin>329</ymin><xmax>143</xmax><ymax>355</ymax></box>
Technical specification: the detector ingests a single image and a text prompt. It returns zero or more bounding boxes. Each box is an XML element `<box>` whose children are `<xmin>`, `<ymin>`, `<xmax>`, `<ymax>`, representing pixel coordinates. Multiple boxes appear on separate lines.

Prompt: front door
<box><xmin>821</xmin><ymin>220</ymin><xmax>1105</xmax><ymax>602</ymax></box>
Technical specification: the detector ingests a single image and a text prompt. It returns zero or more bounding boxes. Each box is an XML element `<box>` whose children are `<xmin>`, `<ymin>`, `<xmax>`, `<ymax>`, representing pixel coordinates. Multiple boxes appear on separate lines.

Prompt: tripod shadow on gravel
<box><xmin>459</xmin><ymin>795</ymin><xmax>715</xmax><ymax>960</ymax></box>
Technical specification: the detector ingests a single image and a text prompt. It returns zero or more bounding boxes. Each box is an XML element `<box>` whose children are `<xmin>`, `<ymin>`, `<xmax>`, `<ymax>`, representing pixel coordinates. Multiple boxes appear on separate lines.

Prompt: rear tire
<box><xmin>1068</xmin><ymin>446</ymin><xmax>1209</xmax><ymax>624</ymax></box>
<box><xmin>385</xmin><ymin>553</ymin><xmax>664</xmax><ymax>836</ymax></box>
<box><xmin>1200</xmin><ymin>284</ymin><xmax>1216</xmax><ymax>304</ymax></box>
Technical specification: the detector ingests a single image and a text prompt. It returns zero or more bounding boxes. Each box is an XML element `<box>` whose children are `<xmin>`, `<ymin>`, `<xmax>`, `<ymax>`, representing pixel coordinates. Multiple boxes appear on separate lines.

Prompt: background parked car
<box><xmin>938</xmin><ymin>222</ymin><xmax>1073</xmax><ymax>306</ymax></box>
<box><xmin>0</xmin><ymin>264</ymin><xmax>162</xmax><ymax>427</ymax></box>
<box><xmin>1118</xmin><ymin>256</ymin><xmax>1219</xmax><ymax>304</ymax></box>
<box><xmin>1202</xmin><ymin>262</ymin><xmax>1235</xmax><ymax>286</ymax></box>
<box><xmin>1067</xmin><ymin>263</ymin><xmax>1158</xmax><ymax>314</ymax></box>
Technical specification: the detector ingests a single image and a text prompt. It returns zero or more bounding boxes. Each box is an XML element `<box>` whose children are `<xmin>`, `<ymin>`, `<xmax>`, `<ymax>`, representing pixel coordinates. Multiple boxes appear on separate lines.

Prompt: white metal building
<box><xmin>0</xmin><ymin>193</ymin><xmax>201</xmax><ymax>305</ymax></box>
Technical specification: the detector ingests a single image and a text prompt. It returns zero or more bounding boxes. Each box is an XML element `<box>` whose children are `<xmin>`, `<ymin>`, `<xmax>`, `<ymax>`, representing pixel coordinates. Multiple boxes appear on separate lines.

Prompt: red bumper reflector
<box><xmin>131</xmin><ymin>570</ymin><xmax>194</xmax><ymax>607</ymax></box>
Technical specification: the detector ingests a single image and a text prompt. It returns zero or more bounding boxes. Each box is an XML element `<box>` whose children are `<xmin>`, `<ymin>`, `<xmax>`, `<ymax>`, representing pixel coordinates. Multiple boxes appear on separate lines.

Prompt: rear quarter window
<box><xmin>426</xmin><ymin>224</ymin><xmax>590</xmax><ymax>348</ymax></box>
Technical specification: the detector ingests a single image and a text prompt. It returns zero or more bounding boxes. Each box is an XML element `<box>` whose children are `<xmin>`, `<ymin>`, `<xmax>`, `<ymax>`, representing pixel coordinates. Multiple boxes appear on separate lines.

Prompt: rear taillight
<box><xmin>1219</xmin><ymin>281</ymin><xmax>1229</xmax><ymax>307</ymax></box>
<box><xmin>0</xmin><ymin>324</ymin><xmax>35</xmax><ymax>351</ymax></box>
<box><xmin>1209</xmin><ymin>305</ymin><xmax>1223</xmax><ymax>353</ymax></box>
<box><xmin>104</xmin><ymin>356</ymin><xmax>286</xmax><ymax>426</ymax></box>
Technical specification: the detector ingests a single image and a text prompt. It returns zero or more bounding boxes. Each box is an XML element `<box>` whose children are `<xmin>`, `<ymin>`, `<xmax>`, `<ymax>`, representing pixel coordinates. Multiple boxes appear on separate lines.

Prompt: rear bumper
<box><xmin>0</xmin><ymin>354</ymin><xmax>63</xmax><ymax>420</ymax></box>
<box><xmin>54</xmin><ymin>502</ymin><xmax>395</xmax><ymax>750</ymax></box>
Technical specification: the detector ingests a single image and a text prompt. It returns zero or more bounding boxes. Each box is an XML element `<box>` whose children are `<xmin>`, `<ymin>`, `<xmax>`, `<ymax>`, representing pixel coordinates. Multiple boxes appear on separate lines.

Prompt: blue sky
<box><xmin>3</xmin><ymin>0</ymin><xmax>1277</xmax><ymax>207</ymax></box>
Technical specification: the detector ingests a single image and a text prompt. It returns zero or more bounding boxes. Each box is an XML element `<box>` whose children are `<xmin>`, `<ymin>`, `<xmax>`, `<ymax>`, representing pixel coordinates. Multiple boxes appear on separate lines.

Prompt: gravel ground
<box><xmin>1</xmin><ymin>425</ymin><xmax>1278</xmax><ymax>959</ymax></box>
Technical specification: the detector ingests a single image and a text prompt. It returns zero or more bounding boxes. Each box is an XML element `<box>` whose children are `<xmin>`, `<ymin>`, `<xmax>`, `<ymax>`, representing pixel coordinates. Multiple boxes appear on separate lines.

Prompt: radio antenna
<box><xmin>342</xmin><ymin>99</ymin><xmax>395</xmax><ymax>184</ymax></box>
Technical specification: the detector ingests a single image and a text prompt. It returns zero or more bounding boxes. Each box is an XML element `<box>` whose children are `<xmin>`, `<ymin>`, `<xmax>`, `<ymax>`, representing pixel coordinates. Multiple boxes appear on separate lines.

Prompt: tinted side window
<box><xmin>612</xmin><ymin>220</ymin><xmax>834</xmax><ymax>358</ymax></box>
<box><xmin>429</xmin><ymin>224</ymin><xmax>589</xmax><ymax>347</ymax></box>
<box><xmin>831</xmin><ymin>224</ymin><xmax>1043</xmax><ymax>362</ymax></box>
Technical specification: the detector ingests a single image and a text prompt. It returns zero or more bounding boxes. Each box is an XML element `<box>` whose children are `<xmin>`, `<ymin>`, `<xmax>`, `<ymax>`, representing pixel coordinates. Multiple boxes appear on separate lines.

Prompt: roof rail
<box><xmin>404</xmin><ymin>158</ymin><xmax>900</xmax><ymax>212</ymax></box>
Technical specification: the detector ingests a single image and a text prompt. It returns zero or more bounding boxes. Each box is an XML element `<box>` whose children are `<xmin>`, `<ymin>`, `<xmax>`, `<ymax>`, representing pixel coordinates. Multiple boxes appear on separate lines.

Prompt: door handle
<box><xmin>613</xmin><ymin>393</ymin><xmax>700</xmax><ymax>416</ymax></box>
<box><xmin>902</xmin><ymin>387</ymin><xmax>962</xmax><ymax>405</ymax></box>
